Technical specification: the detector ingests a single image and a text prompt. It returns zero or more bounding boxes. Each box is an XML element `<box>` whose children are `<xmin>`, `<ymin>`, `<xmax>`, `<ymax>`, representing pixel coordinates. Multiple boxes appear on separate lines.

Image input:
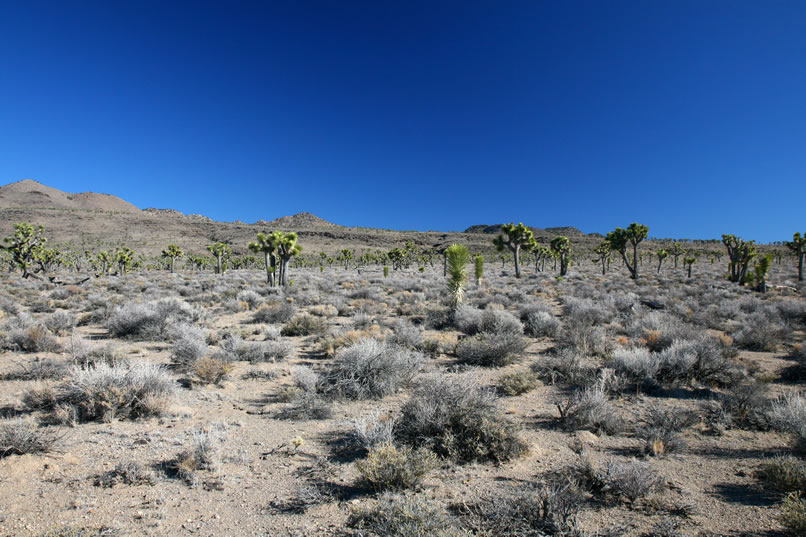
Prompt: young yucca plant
<box><xmin>474</xmin><ymin>254</ymin><xmax>484</xmax><ymax>285</ymax></box>
<box><xmin>445</xmin><ymin>244</ymin><xmax>470</xmax><ymax>309</ymax></box>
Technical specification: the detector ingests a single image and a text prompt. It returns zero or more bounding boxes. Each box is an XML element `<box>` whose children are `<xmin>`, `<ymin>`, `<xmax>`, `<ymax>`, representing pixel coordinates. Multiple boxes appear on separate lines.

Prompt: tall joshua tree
<box><xmin>684</xmin><ymin>256</ymin><xmax>696</xmax><ymax>279</ymax></box>
<box><xmin>493</xmin><ymin>222</ymin><xmax>536</xmax><ymax>278</ymax></box>
<box><xmin>669</xmin><ymin>242</ymin><xmax>685</xmax><ymax>268</ymax></box>
<box><xmin>207</xmin><ymin>242</ymin><xmax>232</xmax><ymax>275</ymax></box>
<box><xmin>445</xmin><ymin>244</ymin><xmax>470</xmax><ymax>309</ymax></box>
<box><xmin>606</xmin><ymin>222</ymin><xmax>649</xmax><ymax>280</ymax></box>
<box><xmin>786</xmin><ymin>232</ymin><xmax>806</xmax><ymax>281</ymax></box>
<box><xmin>114</xmin><ymin>247</ymin><xmax>135</xmax><ymax>275</ymax></box>
<box><xmin>722</xmin><ymin>234</ymin><xmax>756</xmax><ymax>284</ymax></box>
<box><xmin>162</xmin><ymin>244</ymin><xmax>183</xmax><ymax>274</ymax></box>
<box><xmin>593</xmin><ymin>241</ymin><xmax>612</xmax><ymax>275</ymax></box>
<box><xmin>271</xmin><ymin>231</ymin><xmax>302</xmax><ymax>286</ymax></box>
<box><xmin>338</xmin><ymin>249</ymin><xmax>353</xmax><ymax>270</ymax></box>
<box><xmin>550</xmin><ymin>236</ymin><xmax>571</xmax><ymax>276</ymax></box>
<box><xmin>2</xmin><ymin>222</ymin><xmax>47</xmax><ymax>278</ymax></box>
<box><xmin>249</xmin><ymin>233</ymin><xmax>277</xmax><ymax>286</ymax></box>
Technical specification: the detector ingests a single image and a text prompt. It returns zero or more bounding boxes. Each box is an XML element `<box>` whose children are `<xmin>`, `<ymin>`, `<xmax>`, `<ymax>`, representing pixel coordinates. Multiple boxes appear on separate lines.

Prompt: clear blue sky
<box><xmin>1</xmin><ymin>1</ymin><xmax>804</xmax><ymax>242</ymax></box>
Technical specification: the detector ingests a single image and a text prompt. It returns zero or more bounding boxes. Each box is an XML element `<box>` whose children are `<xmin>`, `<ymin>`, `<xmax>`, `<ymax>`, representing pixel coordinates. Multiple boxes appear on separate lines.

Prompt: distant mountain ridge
<box><xmin>0</xmin><ymin>179</ymin><xmax>141</xmax><ymax>213</ymax></box>
<box><xmin>255</xmin><ymin>212</ymin><xmax>340</xmax><ymax>229</ymax></box>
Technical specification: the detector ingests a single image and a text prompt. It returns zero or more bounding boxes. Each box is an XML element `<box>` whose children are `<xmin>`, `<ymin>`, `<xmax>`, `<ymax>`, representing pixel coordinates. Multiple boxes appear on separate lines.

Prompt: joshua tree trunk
<box><xmin>513</xmin><ymin>247</ymin><xmax>521</xmax><ymax>278</ymax></box>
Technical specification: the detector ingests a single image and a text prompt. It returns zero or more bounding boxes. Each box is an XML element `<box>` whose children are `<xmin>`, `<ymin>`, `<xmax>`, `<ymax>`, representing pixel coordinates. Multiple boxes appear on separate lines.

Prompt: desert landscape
<box><xmin>1</xmin><ymin>180</ymin><xmax>805</xmax><ymax>537</ymax></box>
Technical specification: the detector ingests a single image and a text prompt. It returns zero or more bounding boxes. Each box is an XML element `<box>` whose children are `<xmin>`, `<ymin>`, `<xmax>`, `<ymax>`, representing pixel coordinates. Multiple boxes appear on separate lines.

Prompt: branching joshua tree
<box><xmin>114</xmin><ymin>247</ymin><xmax>135</xmax><ymax>275</ymax></box>
<box><xmin>656</xmin><ymin>249</ymin><xmax>669</xmax><ymax>274</ymax></box>
<box><xmin>593</xmin><ymin>241</ymin><xmax>612</xmax><ymax>275</ymax></box>
<box><xmin>271</xmin><ymin>231</ymin><xmax>302</xmax><ymax>286</ymax></box>
<box><xmin>550</xmin><ymin>236</ymin><xmax>571</xmax><ymax>276</ymax></box>
<box><xmin>96</xmin><ymin>251</ymin><xmax>113</xmax><ymax>275</ymax></box>
<box><xmin>531</xmin><ymin>244</ymin><xmax>551</xmax><ymax>273</ymax></box>
<box><xmin>493</xmin><ymin>222</ymin><xmax>536</xmax><ymax>278</ymax></box>
<box><xmin>207</xmin><ymin>242</ymin><xmax>232</xmax><ymax>275</ymax></box>
<box><xmin>162</xmin><ymin>244</ymin><xmax>183</xmax><ymax>274</ymax></box>
<box><xmin>337</xmin><ymin>249</ymin><xmax>353</xmax><ymax>270</ymax></box>
<box><xmin>2</xmin><ymin>222</ymin><xmax>47</xmax><ymax>278</ymax></box>
<box><xmin>445</xmin><ymin>244</ymin><xmax>470</xmax><ymax>309</ymax></box>
<box><xmin>721</xmin><ymin>234</ymin><xmax>756</xmax><ymax>284</ymax></box>
<box><xmin>249</xmin><ymin>233</ymin><xmax>277</xmax><ymax>286</ymax></box>
<box><xmin>684</xmin><ymin>256</ymin><xmax>696</xmax><ymax>279</ymax></box>
<box><xmin>751</xmin><ymin>253</ymin><xmax>773</xmax><ymax>293</ymax></box>
<box><xmin>606</xmin><ymin>222</ymin><xmax>649</xmax><ymax>280</ymax></box>
<box><xmin>669</xmin><ymin>242</ymin><xmax>685</xmax><ymax>268</ymax></box>
<box><xmin>35</xmin><ymin>247</ymin><xmax>61</xmax><ymax>274</ymax></box>
<box><xmin>786</xmin><ymin>232</ymin><xmax>806</xmax><ymax>281</ymax></box>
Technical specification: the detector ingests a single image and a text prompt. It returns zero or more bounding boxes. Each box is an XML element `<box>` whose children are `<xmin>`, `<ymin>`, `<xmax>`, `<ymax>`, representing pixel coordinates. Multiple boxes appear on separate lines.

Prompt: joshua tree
<box><xmin>531</xmin><ymin>244</ymin><xmax>551</xmax><ymax>273</ymax></box>
<box><xmin>684</xmin><ymin>256</ymin><xmax>696</xmax><ymax>279</ymax></box>
<box><xmin>114</xmin><ymin>247</ymin><xmax>135</xmax><ymax>275</ymax></box>
<box><xmin>207</xmin><ymin>242</ymin><xmax>232</xmax><ymax>275</ymax></box>
<box><xmin>751</xmin><ymin>253</ymin><xmax>773</xmax><ymax>293</ymax></box>
<box><xmin>162</xmin><ymin>244</ymin><xmax>183</xmax><ymax>274</ymax></box>
<box><xmin>721</xmin><ymin>234</ymin><xmax>756</xmax><ymax>284</ymax></box>
<box><xmin>606</xmin><ymin>222</ymin><xmax>649</xmax><ymax>279</ymax></box>
<box><xmin>96</xmin><ymin>251</ymin><xmax>113</xmax><ymax>275</ymax></box>
<box><xmin>445</xmin><ymin>244</ymin><xmax>470</xmax><ymax>309</ymax></box>
<box><xmin>550</xmin><ymin>236</ymin><xmax>571</xmax><ymax>276</ymax></box>
<box><xmin>656</xmin><ymin>249</ymin><xmax>669</xmax><ymax>274</ymax></box>
<box><xmin>248</xmin><ymin>233</ymin><xmax>277</xmax><ymax>286</ymax></box>
<box><xmin>474</xmin><ymin>254</ymin><xmax>484</xmax><ymax>286</ymax></box>
<box><xmin>35</xmin><ymin>247</ymin><xmax>62</xmax><ymax>273</ymax></box>
<box><xmin>593</xmin><ymin>241</ymin><xmax>612</xmax><ymax>275</ymax></box>
<box><xmin>271</xmin><ymin>231</ymin><xmax>302</xmax><ymax>286</ymax></box>
<box><xmin>786</xmin><ymin>232</ymin><xmax>805</xmax><ymax>281</ymax></box>
<box><xmin>2</xmin><ymin>222</ymin><xmax>47</xmax><ymax>278</ymax></box>
<box><xmin>493</xmin><ymin>223</ymin><xmax>536</xmax><ymax>278</ymax></box>
<box><xmin>669</xmin><ymin>242</ymin><xmax>685</xmax><ymax>268</ymax></box>
<box><xmin>337</xmin><ymin>249</ymin><xmax>353</xmax><ymax>270</ymax></box>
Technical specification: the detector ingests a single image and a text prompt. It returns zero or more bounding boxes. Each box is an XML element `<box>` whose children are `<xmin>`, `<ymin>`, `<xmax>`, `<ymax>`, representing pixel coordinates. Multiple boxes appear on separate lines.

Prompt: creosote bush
<box><xmin>395</xmin><ymin>376</ymin><xmax>527</xmax><ymax>464</ymax></box>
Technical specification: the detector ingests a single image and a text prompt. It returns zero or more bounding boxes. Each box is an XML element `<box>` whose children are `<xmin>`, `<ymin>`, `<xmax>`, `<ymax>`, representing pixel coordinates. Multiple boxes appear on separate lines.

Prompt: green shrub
<box><xmin>356</xmin><ymin>444</ymin><xmax>438</xmax><ymax>491</ymax></box>
<box><xmin>760</xmin><ymin>456</ymin><xmax>806</xmax><ymax>494</ymax></box>
<box><xmin>281</xmin><ymin>314</ymin><xmax>325</xmax><ymax>336</ymax></box>
<box><xmin>782</xmin><ymin>492</ymin><xmax>806</xmax><ymax>536</ymax></box>
<box><xmin>348</xmin><ymin>492</ymin><xmax>470</xmax><ymax>537</ymax></box>
<box><xmin>497</xmin><ymin>370</ymin><xmax>541</xmax><ymax>396</ymax></box>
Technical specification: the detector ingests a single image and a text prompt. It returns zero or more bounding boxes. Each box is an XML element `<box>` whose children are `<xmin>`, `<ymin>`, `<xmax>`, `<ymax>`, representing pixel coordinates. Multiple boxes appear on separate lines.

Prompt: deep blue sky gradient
<box><xmin>1</xmin><ymin>1</ymin><xmax>804</xmax><ymax>242</ymax></box>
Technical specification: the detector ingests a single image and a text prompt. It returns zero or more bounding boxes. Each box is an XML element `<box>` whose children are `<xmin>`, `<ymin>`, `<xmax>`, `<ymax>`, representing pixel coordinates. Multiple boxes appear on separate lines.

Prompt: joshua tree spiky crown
<box><xmin>721</xmin><ymin>234</ymin><xmax>756</xmax><ymax>284</ymax></box>
<box><xmin>493</xmin><ymin>222</ymin><xmax>536</xmax><ymax>278</ymax></box>
<box><xmin>207</xmin><ymin>242</ymin><xmax>232</xmax><ymax>275</ymax></box>
<box><xmin>162</xmin><ymin>244</ymin><xmax>183</xmax><ymax>273</ymax></box>
<box><xmin>249</xmin><ymin>232</ymin><xmax>277</xmax><ymax>286</ymax></box>
<box><xmin>606</xmin><ymin>222</ymin><xmax>648</xmax><ymax>280</ymax></box>
<box><xmin>785</xmin><ymin>232</ymin><xmax>806</xmax><ymax>281</ymax></box>
<box><xmin>2</xmin><ymin>222</ymin><xmax>47</xmax><ymax>278</ymax></box>
<box><xmin>550</xmin><ymin>236</ymin><xmax>571</xmax><ymax>276</ymax></box>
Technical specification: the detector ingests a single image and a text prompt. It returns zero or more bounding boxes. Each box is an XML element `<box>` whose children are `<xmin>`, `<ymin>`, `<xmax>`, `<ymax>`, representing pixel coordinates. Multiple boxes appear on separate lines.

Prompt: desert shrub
<box><xmin>478</xmin><ymin>309</ymin><xmax>523</xmax><ymax>335</ymax></box>
<box><xmin>522</xmin><ymin>310</ymin><xmax>561</xmax><ymax>339</ymax></box>
<box><xmin>251</xmin><ymin>302</ymin><xmax>296</xmax><ymax>324</ymax></box>
<box><xmin>57</xmin><ymin>360</ymin><xmax>176</xmax><ymax>422</ymax></box>
<box><xmin>657</xmin><ymin>336</ymin><xmax>742</xmax><ymax>387</ymax></box>
<box><xmin>107</xmin><ymin>298</ymin><xmax>202</xmax><ymax>340</ymax></box>
<box><xmin>236</xmin><ymin>340</ymin><xmax>292</xmax><ymax>362</ymax></box>
<box><xmin>171</xmin><ymin>330</ymin><xmax>209</xmax><ymax>369</ymax></box>
<box><xmin>453</xmin><ymin>305</ymin><xmax>483</xmax><ymax>335</ymax></box>
<box><xmin>759</xmin><ymin>456</ymin><xmax>806</xmax><ymax>494</ymax></box>
<box><xmin>210</xmin><ymin>331</ymin><xmax>243</xmax><ymax>362</ymax></box>
<box><xmin>277</xmin><ymin>391</ymin><xmax>333</xmax><ymax>420</ymax></box>
<box><xmin>325</xmin><ymin>339</ymin><xmax>424</xmax><ymax>400</ymax></box>
<box><xmin>628</xmin><ymin>311</ymin><xmax>699</xmax><ymax>352</ymax></box>
<box><xmin>714</xmin><ymin>380</ymin><xmax>771</xmax><ymax>430</ymax></box>
<box><xmin>610</xmin><ymin>347</ymin><xmax>660</xmax><ymax>392</ymax></box>
<box><xmin>455</xmin><ymin>332</ymin><xmax>527</xmax><ymax>367</ymax></box>
<box><xmin>782</xmin><ymin>492</ymin><xmax>806</xmax><ymax>536</ymax></box>
<box><xmin>636</xmin><ymin>406</ymin><xmax>696</xmax><ymax>457</ymax></box>
<box><xmin>389</xmin><ymin>319</ymin><xmax>423</xmax><ymax>349</ymax></box>
<box><xmin>497</xmin><ymin>370</ymin><xmax>541</xmax><ymax>396</ymax></box>
<box><xmin>37</xmin><ymin>527</ymin><xmax>120</xmax><ymax>537</ymax></box>
<box><xmin>1</xmin><ymin>357</ymin><xmax>67</xmax><ymax>381</ymax></box>
<box><xmin>556</xmin><ymin>322</ymin><xmax>610</xmax><ymax>356</ymax></box>
<box><xmin>356</xmin><ymin>444</ymin><xmax>438</xmax><ymax>491</ymax></box>
<box><xmin>0</xmin><ymin>418</ymin><xmax>58</xmax><ymax>457</ymax></box>
<box><xmin>236</xmin><ymin>290</ymin><xmax>262</xmax><ymax>310</ymax></box>
<box><xmin>603</xmin><ymin>459</ymin><xmax>663</xmax><ymax>504</ymax></box>
<box><xmin>732</xmin><ymin>311</ymin><xmax>788</xmax><ymax>351</ymax></box>
<box><xmin>452</xmin><ymin>483</ymin><xmax>584</xmax><ymax>537</ymax></box>
<box><xmin>563</xmin><ymin>296</ymin><xmax>616</xmax><ymax>326</ymax></box>
<box><xmin>169</xmin><ymin>428</ymin><xmax>223</xmax><ymax>486</ymax></box>
<box><xmin>45</xmin><ymin>311</ymin><xmax>76</xmax><ymax>336</ymax></box>
<box><xmin>348</xmin><ymin>492</ymin><xmax>468</xmax><ymax>537</ymax></box>
<box><xmin>191</xmin><ymin>357</ymin><xmax>232</xmax><ymax>385</ymax></box>
<box><xmin>350</xmin><ymin>410</ymin><xmax>395</xmax><ymax>451</ymax></box>
<box><xmin>395</xmin><ymin>376</ymin><xmax>527</xmax><ymax>464</ymax></box>
<box><xmin>95</xmin><ymin>460</ymin><xmax>154</xmax><ymax>487</ymax></box>
<box><xmin>351</xmin><ymin>312</ymin><xmax>375</xmax><ymax>329</ymax></box>
<box><xmin>556</xmin><ymin>383</ymin><xmax>623</xmax><ymax>435</ymax></box>
<box><xmin>281</xmin><ymin>314</ymin><xmax>325</xmax><ymax>336</ymax></box>
<box><xmin>531</xmin><ymin>349</ymin><xmax>598</xmax><ymax>387</ymax></box>
<box><xmin>769</xmin><ymin>392</ymin><xmax>806</xmax><ymax>453</ymax></box>
<box><xmin>779</xmin><ymin>300</ymin><xmax>806</xmax><ymax>325</ymax></box>
<box><xmin>8</xmin><ymin>324</ymin><xmax>60</xmax><ymax>353</ymax></box>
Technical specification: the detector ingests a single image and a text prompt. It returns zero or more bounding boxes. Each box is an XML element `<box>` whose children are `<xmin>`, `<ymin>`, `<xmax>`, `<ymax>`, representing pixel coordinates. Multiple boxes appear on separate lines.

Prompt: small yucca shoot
<box><xmin>474</xmin><ymin>254</ymin><xmax>484</xmax><ymax>285</ymax></box>
<box><xmin>445</xmin><ymin>244</ymin><xmax>470</xmax><ymax>309</ymax></box>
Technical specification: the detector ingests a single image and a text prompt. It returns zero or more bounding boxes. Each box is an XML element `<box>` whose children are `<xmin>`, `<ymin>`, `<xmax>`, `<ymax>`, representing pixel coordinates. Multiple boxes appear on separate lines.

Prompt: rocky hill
<box><xmin>0</xmin><ymin>179</ymin><xmax>141</xmax><ymax>213</ymax></box>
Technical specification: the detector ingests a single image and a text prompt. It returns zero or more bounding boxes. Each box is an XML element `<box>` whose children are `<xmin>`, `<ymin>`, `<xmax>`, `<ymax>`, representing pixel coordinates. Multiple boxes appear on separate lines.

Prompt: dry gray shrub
<box><xmin>455</xmin><ymin>332</ymin><xmax>527</xmax><ymax>367</ymax></box>
<box><xmin>395</xmin><ymin>376</ymin><xmax>527</xmax><ymax>464</ymax></box>
<box><xmin>251</xmin><ymin>302</ymin><xmax>296</xmax><ymax>324</ymax></box>
<box><xmin>350</xmin><ymin>410</ymin><xmax>395</xmax><ymax>451</ymax></box>
<box><xmin>348</xmin><ymin>492</ymin><xmax>469</xmax><ymax>537</ymax></box>
<box><xmin>236</xmin><ymin>340</ymin><xmax>292</xmax><ymax>362</ymax></box>
<box><xmin>602</xmin><ymin>459</ymin><xmax>663</xmax><ymax>504</ymax></box>
<box><xmin>0</xmin><ymin>418</ymin><xmax>59</xmax><ymax>457</ymax></box>
<box><xmin>356</xmin><ymin>444</ymin><xmax>438</xmax><ymax>491</ymax></box>
<box><xmin>95</xmin><ymin>460</ymin><xmax>154</xmax><ymax>487</ymax></box>
<box><xmin>556</xmin><ymin>382</ymin><xmax>623</xmax><ymax>435</ymax></box>
<box><xmin>326</xmin><ymin>338</ymin><xmax>424</xmax><ymax>400</ymax></box>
